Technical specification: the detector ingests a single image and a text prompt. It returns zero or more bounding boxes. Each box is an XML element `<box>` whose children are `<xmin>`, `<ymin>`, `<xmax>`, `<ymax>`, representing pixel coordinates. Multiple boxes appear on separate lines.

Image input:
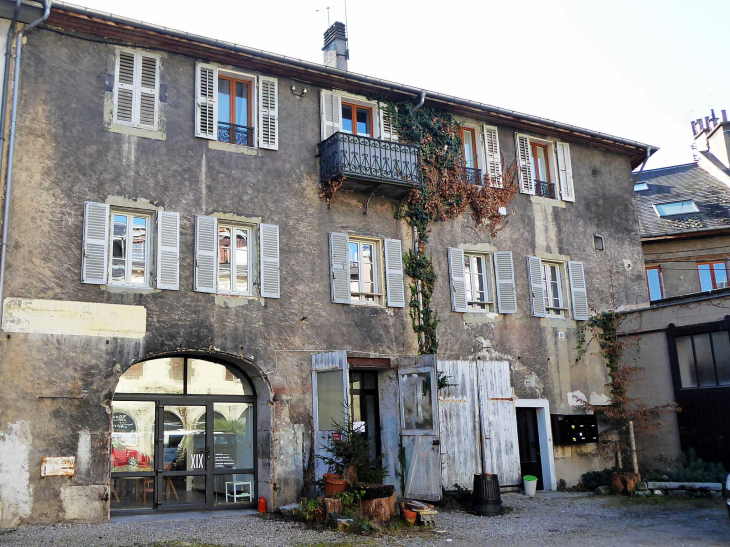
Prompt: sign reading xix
<box><xmin>190</xmin><ymin>452</ymin><xmax>205</xmax><ymax>470</ymax></box>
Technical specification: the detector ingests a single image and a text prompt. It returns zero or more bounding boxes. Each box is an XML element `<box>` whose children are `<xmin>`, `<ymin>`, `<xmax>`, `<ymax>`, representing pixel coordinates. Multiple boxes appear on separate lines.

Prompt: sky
<box><xmin>66</xmin><ymin>0</ymin><xmax>730</xmax><ymax>170</ymax></box>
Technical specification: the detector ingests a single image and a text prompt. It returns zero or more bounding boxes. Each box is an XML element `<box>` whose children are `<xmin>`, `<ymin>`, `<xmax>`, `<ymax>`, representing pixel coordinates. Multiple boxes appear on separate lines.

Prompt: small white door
<box><xmin>398</xmin><ymin>354</ymin><xmax>441</xmax><ymax>501</ymax></box>
<box><xmin>311</xmin><ymin>350</ymin><xmax>350</xmax><ymax>483</ymax></box>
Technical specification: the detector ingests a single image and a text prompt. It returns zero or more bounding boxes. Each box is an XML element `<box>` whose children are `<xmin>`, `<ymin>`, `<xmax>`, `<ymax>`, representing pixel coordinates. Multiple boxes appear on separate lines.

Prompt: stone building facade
<box><xmin>0</xmin><ymin>3</ymin><xmax>652</xmax><ymax>525</ymax></box>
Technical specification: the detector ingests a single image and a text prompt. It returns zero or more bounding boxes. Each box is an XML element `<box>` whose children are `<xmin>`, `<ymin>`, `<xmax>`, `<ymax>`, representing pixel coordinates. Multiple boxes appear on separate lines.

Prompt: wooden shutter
<box><xmin>384</xmin><ymin>238</ymin><xmax>405</xmax><ymax>308</ymax></box>
<box><xmin>113</xmin><ymin>50</ymin><xmax>135</xmax><ymax>125</ymax></box>
<box><xmin>258</xmin><ymin>76</ymin><xmax>278</xmax><ymax>150</ymax></box>
<box><xmin>568</xmin><ymin>261</ymin><xmax>589</xmax><ymax>320</ymax></box>
<box><xmin>259</xmin><ymin>223</ymin><xmax>280</xmax><ymax>298</ymax></box>
<box><xmin>515</xmin><ymin>133</ymin><xmax>535</xmax><ymax>195</ymax></box>
<box><xmin>320</xmin><ymin>90</ymin><xmax>342</xmax><ymax>140</ymax></box>
<box><xmin>493</xmin><ymin>251</ymin><xmax>517</xmax><ymax>314</ymax></box>
<box><xmin>483</xmin><ymin>125</ymin><xmax>502</xmax><ymax>187</ymax></box>
<box><xmin>195</xmin><ymin>62</ymin><xmax>217</xmax><ymax>140</ymax></box>
<box><xmin>380</xmin><ymin>105</ymin><xmax>399</xmax><ymax>141</ymax></box>
<box><xmin>556</xmin><ymin>142</ymin><xmax>575</xmax><ymax>202</ymax></box>
<box><xmin>448</xmin><ymin>247</ymin><xmax>468</xmax><ymax>313</ymax></box>
<box><xmin>137</xmin><ymin>54</ymin><xmax>159</xmax><ymax>130</ymax></box>
<box><xmin>156</xmin><ymin>211</ymin><xmax>180</xmax><ymax>290</ymax></box>
<box><xmin>329</xmin><ymin>232</ymin><xmax>350</xmax><ymax>304</ymax></box>
<box><xmin>194</xmin><ymin>215</ymin><xmax>217</xmax><ymax>293</ymax></box>
<box><xmin>527</xmin><ymin>256</ymin><xmax>546</xmax><ymax>318</ymax></box>
<box><xmin>82</xmin><ymin>202</ymin><xmax>109</xmax><ymax>285</ymax></box>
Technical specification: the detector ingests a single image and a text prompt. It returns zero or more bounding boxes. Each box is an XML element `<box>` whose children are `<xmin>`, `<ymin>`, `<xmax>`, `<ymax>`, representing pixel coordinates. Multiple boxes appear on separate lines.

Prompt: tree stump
<box><xmin>611</xmin><ymin>472</ymin><xmax>641</xmax><ymax>496</ymax></box>
<box><xmin>324</xmin><ymin>497</ymin><xmax>343</xmax><ymax>520</ymax></box>
<box><xmin>360</xmin><ymin>491</ymin><xmax>397</xmax><ymax>523</ymax></box>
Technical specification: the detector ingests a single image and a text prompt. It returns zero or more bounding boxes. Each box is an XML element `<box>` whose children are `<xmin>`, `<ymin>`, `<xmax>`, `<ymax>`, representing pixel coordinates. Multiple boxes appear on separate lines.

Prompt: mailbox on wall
<box><xmin>551</xmin><ymin>414</ymin><xmax>599</xmax><ymax>445</ymax></box>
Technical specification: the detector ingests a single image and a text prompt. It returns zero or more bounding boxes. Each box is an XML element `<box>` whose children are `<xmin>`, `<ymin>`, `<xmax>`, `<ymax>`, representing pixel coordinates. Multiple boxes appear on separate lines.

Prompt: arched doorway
<box><xmin>110</xmin><ymin>356</ymin><xmax>257</xmax><ymax>513</ymax></box>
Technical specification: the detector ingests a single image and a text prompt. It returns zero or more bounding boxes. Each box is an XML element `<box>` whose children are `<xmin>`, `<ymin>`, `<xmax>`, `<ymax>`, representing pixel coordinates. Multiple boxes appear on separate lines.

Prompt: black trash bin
<box><xmin>472</xmin><ymin>473</ymin><xmax>502</xmax><ymax>516</ymax></box>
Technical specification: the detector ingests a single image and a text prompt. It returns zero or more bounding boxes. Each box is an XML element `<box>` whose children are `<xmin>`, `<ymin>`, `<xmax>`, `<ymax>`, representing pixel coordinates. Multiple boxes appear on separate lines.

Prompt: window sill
<box><xmin>463</xmin><ymin>312</ymin><xmax>500</xmax><ymax>324</ymax></box>
<box><xmin>540</xmin><ymin>315</ymin><xmax>576</xmax><ymax>329</ymax></box>
<box><xmin>106</xmin><ymin>123</ymin><xmax>166</xmax><ymax>141</ymax></box>
<box><xmin>214</xmin><ymin>294</ymin><xmax>261</xmax><ymax>308</ymax></box>
<box><xmin>530</xmin><ymin>195</ymin><xmax>566</xmax><ymax>208</ymax></box>
<box><xmin>103</xmin><ymin>285</ymin><xmax>159</xmax><ymax>294</ymax></box>
<box><xmin>209</xmin><ymin>140</ymin><xmax>260</xmax><ymax>156</ymax></box>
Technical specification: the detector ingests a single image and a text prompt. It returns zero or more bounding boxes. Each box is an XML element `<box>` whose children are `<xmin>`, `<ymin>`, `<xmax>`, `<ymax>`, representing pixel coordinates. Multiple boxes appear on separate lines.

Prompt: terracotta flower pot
<box><xmin>323</xmin><ymin>473</ymin><xmax>347</xmax><ymax>497</ymax></box>
<box><xmin>402</xmin><ymin>508</ymin><xmax>417</xmax><ymax>526</ymax></box>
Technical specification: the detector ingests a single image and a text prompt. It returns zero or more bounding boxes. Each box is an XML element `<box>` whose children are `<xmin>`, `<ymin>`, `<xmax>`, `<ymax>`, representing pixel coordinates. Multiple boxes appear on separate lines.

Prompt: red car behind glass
<box><xmin>111</xmin><ymin>441</ymin><xmax>150</xmax><ymax>470</ymax></box>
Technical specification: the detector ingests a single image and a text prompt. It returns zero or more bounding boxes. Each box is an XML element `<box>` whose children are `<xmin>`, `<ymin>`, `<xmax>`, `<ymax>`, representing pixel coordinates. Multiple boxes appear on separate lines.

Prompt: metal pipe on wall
<box><xmin>0</xmin><ymin>0</ymin><xmax>53</xmax><ymax>332</ymax></box>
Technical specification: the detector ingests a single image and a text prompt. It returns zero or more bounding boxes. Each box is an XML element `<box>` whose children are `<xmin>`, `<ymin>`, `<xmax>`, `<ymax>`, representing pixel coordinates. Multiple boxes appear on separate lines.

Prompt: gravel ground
<box><xmin>0</xmin><ymin>492</ymin><xmax>728</xmax><ymax>546</ymax></box>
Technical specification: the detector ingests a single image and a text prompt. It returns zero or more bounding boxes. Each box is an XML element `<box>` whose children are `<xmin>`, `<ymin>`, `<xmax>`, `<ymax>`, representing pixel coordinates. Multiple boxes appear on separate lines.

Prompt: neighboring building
<box><xmin>636</xmin><ymin>111</ymin><xmax>730</xmax><ymax>302</ymax></box>
<box><xmin>0</xmin><ymin>2</ymin><xmax>653</xmax><ymax>525</ymax></box>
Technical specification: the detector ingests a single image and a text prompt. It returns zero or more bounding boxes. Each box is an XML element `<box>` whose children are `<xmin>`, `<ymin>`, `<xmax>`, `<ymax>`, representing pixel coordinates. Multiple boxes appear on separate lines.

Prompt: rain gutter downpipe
<box><xmin>0</xmin><ymin>0</ymin><xmax>52</xmax><ymax>332</ymax></box>
<box><xmin>412</xmin><ymin>89</ymin><xmax>426</xmax><ymax>113</ymax></box>
<box><xmin>632</xmin><ymin>145</ymin><xmax>653</xmax><ymax>184</ymax></box>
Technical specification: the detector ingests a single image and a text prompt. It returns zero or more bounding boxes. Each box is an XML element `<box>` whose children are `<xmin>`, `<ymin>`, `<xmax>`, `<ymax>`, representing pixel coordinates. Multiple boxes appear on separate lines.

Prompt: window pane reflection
<box><xmin>188</xmin><ymin>360</ymin><xmax>252</xmax><ymax>395</ymax></box>
<box><xmin>218</xmin><ymin>78</ymin><xmax>230</xmax><ymax>123</ymax></box>
<box><xmin>214</xmin><ymin>403</ymin><xmax>254</xmax><ymax>469</ymax></box>
<box><xmin>342</xmin><ymin>104</ymin><xmax>353</xmax><ymax>133</ymax></box>
<box><xmin>116</xmin><ymin>358</ymin><xmax>184</xmax><ymax>394</ymax></box>
<box><xmin>235</xmin><ymin>82</ymin><xmax>249</xmax><ymax>126</ymax></box>
<box><xmin>111</xmin><ymin>401</ymin><xmax>154</xmax><ymax>471</ymax></box>
<box><xmin>110</xmin><ymin>476</ymin><xmax>154</xmax><ymax>511</ymax></box>
<box><xmin>130</xmin><ymin>216</ymin><xmax>147</xmax><ymax>284</ymax></box>
<box><xmin>399</xmin><ymin>371</ymin><xmax>434</xmax><ymax>430</ymax></box>
<box><xmin>214</xmin><ymin>473</ymin><xmax>254</xmax><ymax>506</ymax></box>
<box><xmin>111</xmin><ymin>214</ymin><xmax>127</xmax><ymax>282</ymax></box>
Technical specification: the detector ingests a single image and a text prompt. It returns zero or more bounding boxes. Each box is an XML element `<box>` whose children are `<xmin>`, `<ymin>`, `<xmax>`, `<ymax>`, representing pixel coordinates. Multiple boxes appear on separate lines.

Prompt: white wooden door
<box><xmin>311</xmin><ymin>350</ymin><xmax>349</xmax><ymax>483</ymax></box>
<box><xmin>399</xmin><ymin>354</ymin><xmax>441</xmax><ymax>501</ymax></box>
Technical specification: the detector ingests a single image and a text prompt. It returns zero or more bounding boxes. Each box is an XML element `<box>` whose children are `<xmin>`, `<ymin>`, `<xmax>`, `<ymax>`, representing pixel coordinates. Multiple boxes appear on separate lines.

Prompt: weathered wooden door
<box><xmin>478</xmin><ymin>360</ymin><xmax>521</xmax><ymax>486</ymax></box>
<box><xmin>399</xmin><ymin>355</ymin><xmax>441</xmax><ymax>501</ymax></box>
<box><xmin>311</xmin><ymin>350</ymin><xmax>349</xmax><ymax>483</ymax></box>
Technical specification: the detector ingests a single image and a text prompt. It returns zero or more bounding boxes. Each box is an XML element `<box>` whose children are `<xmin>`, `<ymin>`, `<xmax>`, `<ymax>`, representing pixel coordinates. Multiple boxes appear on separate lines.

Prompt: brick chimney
<box><xmin>323</xmin><ymin>22</ymin><xmax>348</xmax><ymax>71</ymax></box>
<box><xmin>692</xmin><ymin>109</ymin><xmax>730</xmax><ymax>170</ymax></box>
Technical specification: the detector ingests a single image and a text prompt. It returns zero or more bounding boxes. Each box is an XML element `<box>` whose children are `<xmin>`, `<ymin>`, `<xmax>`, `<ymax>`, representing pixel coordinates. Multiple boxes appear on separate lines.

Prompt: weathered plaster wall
<box><xmin>643</xmin><ymin>235</ymin><xmax>730</xmax><ymax>298</ymax></box>
<box><xmin>0</xmin><ymin>26</ymin><xmax>647</xmax><ymax>523</ymax></box>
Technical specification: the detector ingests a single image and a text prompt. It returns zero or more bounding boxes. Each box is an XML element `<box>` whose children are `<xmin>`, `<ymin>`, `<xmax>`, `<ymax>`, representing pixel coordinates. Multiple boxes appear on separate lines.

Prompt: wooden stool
<box><xmin>165</xmin><ymin>477</ymin><xmax>179</xmax><ymax>500</ymax></box>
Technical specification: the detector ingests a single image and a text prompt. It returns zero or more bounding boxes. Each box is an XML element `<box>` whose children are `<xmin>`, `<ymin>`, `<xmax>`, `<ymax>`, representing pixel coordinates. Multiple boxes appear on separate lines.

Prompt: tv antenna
<box><xmin>316</xmin><ymin>0</ymin><xmax>349</xmax><ymax>30</ymax></box>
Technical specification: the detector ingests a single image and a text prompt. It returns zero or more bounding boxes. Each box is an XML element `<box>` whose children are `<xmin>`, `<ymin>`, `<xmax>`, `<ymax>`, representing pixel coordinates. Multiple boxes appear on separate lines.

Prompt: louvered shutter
<box><xmin>384</xmin><ymin>238</ymin><xmax>405</xmax><ymax>308</ymax></box>
<box><xmin>259</xmin><ymin>224</ymin><xmax>280</xmax><ymax>298</ymax></box>
<box><xmin>515</xmin><ymin>134</ymin><xmax>535</xmax><ymax>195</ymax></box>
<box><xmin>138</xmin><ymin>54</ymin><xmax>159</xmax><ymax>130</ymax></box>
<box><xmin>82</xmin><ymin>202</ymin><xmax>110</xmax><ymax>285</ymax></box>
<box><xmin>493</xmin><ymin>251</ymin><xmax>517</xmax><ymax>314</ymax></box>
<box><xmin>258</xmin><ymin>76</ymin><xmax>278</xmax><ymax>150</ymax></box>
<box><xmin>195</xmin><ymin>62</ymin><xmax>217</xmax><ymax>140</ymax></box>
<box><xmin>568</xmin><ymin>261</ymin><xmax>589</xmax><ymax>320</ymax></box>
<box><xmin>556</xmin><ymin>142</ymin><xmax>575</xmax><ymax>202</ymax></box>
<box><xmin>194</xmin><ymin>215</ymin><xmax>217</xmax><ymax>293</ymax></box>
<box><xmin>156</xmin><ymin>211</ymin><xmax>180</xmax><ymax>290</ymax></box>
<box><xmin>527</xmin><ymin>256</ymin><xmax>546</xmax><ymax>318</ymax></box>
<box><xmin>113</xmin><ymin>51</ymin><xmax>135</xmax><ymax>125</ymax></box>
<box><xmin>329</xmin><ymin>232</ymin><xmax>350</xmax><ymax>304</ymax></box>
<box><xmin>380</xmin><ymin>106</ymin><xmax>399</xmax><ymax>141</ymax></box>
<box><xmin>483</xmin><ymin>125</ymin><xmax>502</xmax><ymax>187</ymax></box>
<box><xmin>320</xmin><ymin>90</ymin><xmax>342</xmax><ymax>140</ymax></box>
<box><xmin>448</xmin><ymin>247</ymin><xmax>468</xmax><ymax>313</ymax></box>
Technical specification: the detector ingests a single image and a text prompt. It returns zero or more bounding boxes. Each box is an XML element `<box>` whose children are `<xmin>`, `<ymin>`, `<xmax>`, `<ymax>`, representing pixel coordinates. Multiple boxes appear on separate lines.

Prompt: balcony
<box><xmin>319</xmin><ymin>132</ymin><xmax>422</xmax><ymax>197</ymax></box>
<box><xmin>463</xmin><ymin>166</ymin><xmax>483</xmax><ymax>185</ymax></box>
<box><xmin>218</xmin><ymin>122</ymin><xmax>254</xmax><ymax>147</ymax></box>
<box><xmin>536</xmin><ymin>180</ymin><xmax>557</xmax><ymax>199</ymax></box>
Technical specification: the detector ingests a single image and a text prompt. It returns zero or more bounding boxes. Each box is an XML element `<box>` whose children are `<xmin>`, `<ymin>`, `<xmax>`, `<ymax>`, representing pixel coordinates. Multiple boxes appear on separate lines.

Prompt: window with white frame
<box><xmin>349</xmin><ymin>237</ymin><xmax>382</xmax><ymax>305</ymax></box>
<box><xmin>109</xmin><ymin>210</ymin><xmax>152</xmax><ymax>287</ymax></box>
<box><xmin>464</xmin><ymin>252</ymin><xmax>494</xmax><ymax>312</ymax></box>
<box><xmin>515</xmin><ymin>133</ymin><xmax>575</xmax><ymax>202</ymax></box>
<box><xmin>217</xmin><ymin>223</ymin><xmax>253</xmax><ymax>295</ymax></box>
<box><xmin>113</xmin><ymin>49</ymin><xmax>160</xmax><ymax>131</ymax></box>
<box><xmin>542</xmin><ymin>262</ymin><xmax>567</xmax><ymax>317</ymax></box>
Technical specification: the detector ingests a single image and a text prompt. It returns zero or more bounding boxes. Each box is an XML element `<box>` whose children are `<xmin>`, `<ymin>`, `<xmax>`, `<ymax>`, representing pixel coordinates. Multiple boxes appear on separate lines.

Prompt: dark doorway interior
<box><xmin>516</xmin><ymin>407</ymin><xmax>543</xmax><ymax>490</ymax></box>
<box><xmin>349</xmin><ymin>371</ymin><xmax>381</xmax><ymax>464</ymax></box>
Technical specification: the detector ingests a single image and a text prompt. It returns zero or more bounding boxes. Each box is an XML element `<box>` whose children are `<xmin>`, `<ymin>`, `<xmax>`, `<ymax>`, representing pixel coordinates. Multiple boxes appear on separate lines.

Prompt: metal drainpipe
<box><xmin>631</xmin><ymin>145</ymin><xmax>652</xmax><ymax>184</ymax></box>
<box><xmin>413</xmin><ymin>225</ymin><xmax>423</xmax><ymax>350</ymax></box>
<box><xmin>0</xmin><ymin>0</ymin><xmax>52</xmax><ymax>332</ymax></box>
<box><xmin>412</xmin><ymin>90</ymin><xmax>426</xmax><ymax>113</ymax></box>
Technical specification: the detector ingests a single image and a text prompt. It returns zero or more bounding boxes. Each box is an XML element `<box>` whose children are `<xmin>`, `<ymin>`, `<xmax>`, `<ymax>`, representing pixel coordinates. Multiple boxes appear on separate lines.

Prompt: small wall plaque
<box><xmin>41</xmin><ymin>456</ymin><xmax>75</xmax><ymax>477</ymax></box>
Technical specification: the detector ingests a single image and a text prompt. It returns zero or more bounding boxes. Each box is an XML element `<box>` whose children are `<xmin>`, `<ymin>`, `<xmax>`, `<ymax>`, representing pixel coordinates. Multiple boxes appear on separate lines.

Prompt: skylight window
<box><xmin>634</xmin><ymin>182</ymin><xmax>649</xmax><ymax>191</ymax></box>
<box><xmin>654</xmin><ymin>200</ymin><xmax>699</xmax><ymax>217</ymax></box>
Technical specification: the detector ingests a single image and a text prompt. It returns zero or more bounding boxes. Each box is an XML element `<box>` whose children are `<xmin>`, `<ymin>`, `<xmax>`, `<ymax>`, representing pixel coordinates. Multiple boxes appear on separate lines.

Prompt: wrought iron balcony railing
<box><xmin>536</xmin><ymin>180</ymin><xmax>556</xmax><ymax>199</ymax></box>
<box><xmin>463</xmin><ymin>166</ymin><xmax>483</xmax><ymax>185</ymax></box>
<box><xmin>319</xmin><ymin>132</ymin><xmax>422</xmax><ymax>186</ymax></box>
<box><xmin>218</xmin><ymin>122</ymin><xmax>254</xmax><ymax>147</ymax></box>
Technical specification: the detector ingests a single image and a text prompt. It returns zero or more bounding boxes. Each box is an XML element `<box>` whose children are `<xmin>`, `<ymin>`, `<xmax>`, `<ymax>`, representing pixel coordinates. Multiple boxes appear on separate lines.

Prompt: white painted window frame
<box><xmin>107</xmin><ymin>208</ymin><xmax>154</xmax><ymax>288</ymax></box>
<box><xmin>464</xmin><ymin>251</ymin><xmax>494</xmax><ymax>313</ymax></box>
<box><xmin>216</xmin><ymin>67</ymin><xmax>258</xmax><ymax>148</ymax></box>
<box><xmin>541</xmin><ymin>261</ymin><xmax>568</xmax><ymax>317</ymax></box>
<box><xmin>514</xmin><ymin>398</ymin><xmax>557</xmax><ymax>491</ymax></box>
<box><xmin>328</xmin><ymin>90</ymin><xmax>381</xmax><ymax>138</ymax></box>
<box><xmin>527</xmin><ymin>135</ymin><xmax>560</xmax><ymax>197</ymax></box>
<box><xmin>460</xmin><ymin>123</ymin><xmax>485</xmax><ymax>174</ymax></box>
<box><xmin>216</xmin><ymin>221</ymin><xmax>256</xmax><ymax>297</ymax></box>
<box><xmin>348</xmin><ymin>235</ymin><xmax>383</xmax><ymax>306</ymax></box>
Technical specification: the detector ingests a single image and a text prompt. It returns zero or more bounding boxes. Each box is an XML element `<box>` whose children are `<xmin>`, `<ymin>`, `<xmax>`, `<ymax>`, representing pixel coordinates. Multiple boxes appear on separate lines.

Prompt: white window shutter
<box><xmin>380</xmin><ymin>106</ymin><xmax>399</xmax><ymax>141</ymax></box>
<box><xmin>527</xmin><ymin>256</ymin><xmax>546</xmax><ymax>318</ymax></box>
<box><xmin>156</xmin><ymin>211</ymin><xmax>180</xmax><ymax>290</ymax></box>
<box><xmin>113</xmin><ymin>50</ymin><xmax>136</xmax><ymax>126</ymax></box>
<box><xmin>568</xmin><ymin>261</ymin><xmax>589</xmax><ymax>320</ymax></box>
<box><xmin>194</xmin><ymin>215</ymin><xmax>218</xmax><ymax>293</ymax></box>
<box><xmin>515</xmin><ymin>133</ymin><xmax>535</xmax><ymax>195</ymax></box>
<box><xmin>556</xmin><ymin>142</ymin><xmax>575</xmax><ymax>202</ymax></box>
<box><xmin>82</xmin><ymin>202</ymin><xmax>110</xmax><ymax>285</ymax></box>
<box><xmin>384</xmin><ymin>238</ymin><xmax>405</xmax><ymax>308</ymax></box>
<box><xmin>258</xmin><ymin>76</ymin><xmax>278</xmax><ymax>150</ymax></box>
<box><xmin>259</xmin><ymin>223</ymin><xmax>280</xmax><ymax>298</ymax></box>
<box><xmin>329</xmin><ymin>232</ymin><xmax>350</xmax><ymax>304</ymax></box>
<box><xmin>195</xmin><ymin>62</ymin><xmax>217</xmax><ymax>140</ymax></box>
<box><xmin>137</xmin><ymin>54</ymin><xmax>159</xmax><ymax>130</ymax></box>
<box><xmin>483</xmin><ymin>125</ymin><xmax>502</xmax><ymax>187</ymax></box>
<box><xmin>448</xmin><ymin>247</ymin><xmax>468</xmax><ymax>313</ymax></box>
<box><xmin>321</xmin><ymin>90</ymin><xmax>342</xmax><ymax>140</ymax></box>
<box><xmin>493</xmin><ymin>251</ymin><xmax>517</xmax><ymax>314</ymax></box>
